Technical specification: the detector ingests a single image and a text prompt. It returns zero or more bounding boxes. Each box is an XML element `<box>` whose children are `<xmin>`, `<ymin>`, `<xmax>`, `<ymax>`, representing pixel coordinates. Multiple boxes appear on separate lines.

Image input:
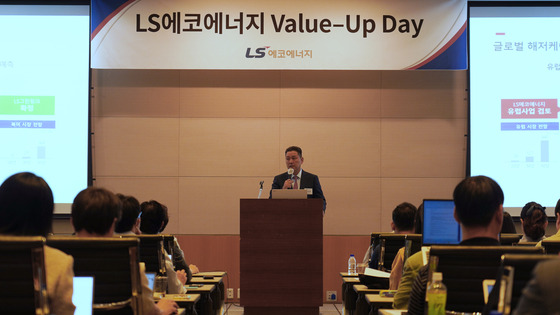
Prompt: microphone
<box><xmin>287</xmin><ymin>168</ymin><xmax>294</xmax><ymax>188</ymax></box>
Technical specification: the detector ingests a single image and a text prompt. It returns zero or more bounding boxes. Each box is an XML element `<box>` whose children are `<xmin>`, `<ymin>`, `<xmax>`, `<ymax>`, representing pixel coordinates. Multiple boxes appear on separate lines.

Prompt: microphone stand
<box><xmin>257</xmin><ymin>181</ymin><xmax>264</xmax><ymax>198</ymax></box>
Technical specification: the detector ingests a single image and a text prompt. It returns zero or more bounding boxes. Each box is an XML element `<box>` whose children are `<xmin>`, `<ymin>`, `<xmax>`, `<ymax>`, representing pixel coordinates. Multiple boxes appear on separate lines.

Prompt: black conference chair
<box><xmin>540</xmin><ymin>239</ymin><xmax>560</xmax><ymax>254</ymax></box>
<box><xmin>162</xmin><ymin>234</ymin><xmax>175</xmax><ymax>264</ymax></box>
<box><xmin>499</xmin><ymin>233</ymin><xmax>523</xmax><ymax>246</ymax></box>
<box><xmin>121</xmin><ymin>234</ymin><xmax>167</xmax><ymax>275</ymax></box>
<box><xmin>47</xmin><ymin>236</ymin><xmax>141</xmax><ymax>315</ymax></box>
<box><xmin>378</xmin><ymin>233</ymin><xmax>422</xmax><ymax>272</ymax></box>
<box><xmin>429</xmin><ymin>245</ymin><xmax>544</xmax><ymax>313</ymax></box>
<box><xmin>0</xmin><ymin>236</ymin><xmax>49</xmax><ymax>315</ymax></box>
<box><xmin>484</xmin><ymin>253</ymin><xmax>558</xmax><ymax>315</ymax></box>
<box><xmin>513</xmin><ymin>241</ymin><xmax>538</xmax><ymax>247</ymax></box>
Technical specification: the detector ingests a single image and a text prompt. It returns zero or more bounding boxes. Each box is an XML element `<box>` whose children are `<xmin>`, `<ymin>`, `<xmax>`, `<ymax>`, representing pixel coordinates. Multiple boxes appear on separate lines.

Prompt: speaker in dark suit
<box><xmin>269</xmin><ymin>146</ymin><xmax>326</xmax><ymax>212</ymax></box>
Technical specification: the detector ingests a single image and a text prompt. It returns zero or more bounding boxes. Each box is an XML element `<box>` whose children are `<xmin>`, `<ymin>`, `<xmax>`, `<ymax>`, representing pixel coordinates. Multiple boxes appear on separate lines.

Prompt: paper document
<box><xmin>364</xmin><ymin>267</ymin><xmax>390</xmax><ymax>278</ymax></box>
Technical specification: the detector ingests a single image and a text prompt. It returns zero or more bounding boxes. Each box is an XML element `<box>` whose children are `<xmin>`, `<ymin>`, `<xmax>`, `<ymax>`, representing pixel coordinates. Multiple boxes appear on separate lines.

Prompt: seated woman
<box><xmin>0</xmin><ymin>172</ymin><xmax>75</xmax><ymax>315</ymax></box>
<box><xmin>140</xmin><ymin>200</ymin><xmax>199</xmax><ymax>288</ymax></box>
<box><xmin>520</xmin><ymin>202</ymin><xmax>547</xmax><ymax>243</ymax></box>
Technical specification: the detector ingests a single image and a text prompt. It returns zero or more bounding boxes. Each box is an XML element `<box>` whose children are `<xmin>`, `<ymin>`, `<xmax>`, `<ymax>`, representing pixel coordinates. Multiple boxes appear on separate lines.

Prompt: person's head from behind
<box><xmin>414</xmin><ymin>202</ymin><xmax>424</xmax><ymax>234</ymax></box>
<box><xmin>114</xmin><ymin>193</ymin><xmax>141</xmax><ymax>234</ymax></box>
<box><xmin>284</xmin><ymin>146</ymin><xmax>304</xmax><ymax>175</ymax></box>
<box><xmin>0</xmin><ymin>172</ymin><xmax>53</xmax><ymax>237</ymax></box>
<box><xmin>520</xmin><ymin>201</ymin><xmax>547</xmax><ymax>241</ymax></box>
<box><xmin>140</xmin><ymin>200</ymin><xmax>169</xmax><ymax>234</ymax></box>
<box><xmin>71</xmin><ymin>187</ymin><xmax>121</xmax><ymax>237</ymax></box>
<box><xmin>391</xmin><ymin>202</ymin><xmax>417</xmax><ymax>233</ymax></box>
<box><xmin>453</xmin><ymin>175</ymin><xmax>504</xmax><ymax>238</ymax></box>
<box><xmin>501</xmin><ymin>211</ymin><xmax>517</xmax><ymax>234</ymax></box>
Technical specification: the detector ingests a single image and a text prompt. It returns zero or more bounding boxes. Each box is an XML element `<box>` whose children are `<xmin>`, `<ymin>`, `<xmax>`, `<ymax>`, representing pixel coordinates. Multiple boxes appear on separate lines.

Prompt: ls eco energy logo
<box><xmin>245</xmin><ymin>47</ymin><xmax>269</xmax><ymax>58</ymax></box>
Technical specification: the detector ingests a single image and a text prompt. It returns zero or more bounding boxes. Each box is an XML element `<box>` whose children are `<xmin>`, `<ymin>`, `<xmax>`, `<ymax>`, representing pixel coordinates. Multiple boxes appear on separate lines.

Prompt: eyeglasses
<box><xmin>137</xmin><ymin>211</ymin><xmax>142</xmax><ymax>219</ymax></box>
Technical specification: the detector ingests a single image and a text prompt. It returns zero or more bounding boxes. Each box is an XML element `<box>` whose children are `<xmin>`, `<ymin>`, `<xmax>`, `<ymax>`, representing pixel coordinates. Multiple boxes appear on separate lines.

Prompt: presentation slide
<box><xmin>469</xmin><ymin>3</ymin><xmax>560</xmax><ymax>216</ymax></box>
<box><xmin>0</xmin><ymin>3</ymin><xmax>90</xmax><ymax>214</ymax></box>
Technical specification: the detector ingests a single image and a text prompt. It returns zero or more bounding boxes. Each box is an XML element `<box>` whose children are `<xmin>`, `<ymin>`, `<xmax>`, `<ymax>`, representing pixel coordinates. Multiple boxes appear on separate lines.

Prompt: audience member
<box><xmin>394</xmin><ymin>175</ymin><xmax>503</xmax><ymax>312</ymax></box>
<box><xmin>140</xmin><ymin>200</ymin><xmax>199</xmax><ymax>283</ymax></box>
<box><xmin>536</xmin><ymin>198</ymin><xmax>560</xmax><ymax>247</ymax></box>
<box><xmin>519</xmin><ymin>202</ymin><xmax>547</xmax><ymax>243</ymax></box>
<box><xmin>0</xmin><ymin>172</ymin><xmax>75</xmax><ymax>315</ymax></box>
<box><xmin>513</xmin><ymin>258</ymin><xmax>560</xmax><ymax>314</ymax></box>
<box><xmin>501</xmin><ymin>211</ymin><xmax>517</xmax><ymax>234</ymax></box>
<box><xmin>368</xmin><ymin>202</ymin><xmax>417</xmax><ymax>271</ymax></box>
<box><xmin>71</xmin><ymin>187</ymin><xmax>178</xmax><ymax>315</ymax></box>
<box><xmin>114</xmin><ymin>193</ymin><xmax>141</xmax><ymax>235</ymax></box>
<box><xmin>413</xmin><ymin>202</ymin><xmax>424</xmax><ymax>234</ymax></box>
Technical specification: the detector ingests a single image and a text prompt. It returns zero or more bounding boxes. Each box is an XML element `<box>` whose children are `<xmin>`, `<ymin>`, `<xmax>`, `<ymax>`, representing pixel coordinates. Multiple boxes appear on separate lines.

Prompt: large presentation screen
<box><xmin>0</xmin><ymin>2</ymin><xmax>90</xmax><ymax>214</ymax></box>
<box><xmin>469</xmin><ymin>1</ymin><xmax>560</xmax><ymax>216</ymax></box>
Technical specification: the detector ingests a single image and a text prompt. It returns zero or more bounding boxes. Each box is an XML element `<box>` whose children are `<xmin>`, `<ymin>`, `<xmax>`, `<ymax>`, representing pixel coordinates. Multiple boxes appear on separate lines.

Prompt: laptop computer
<box><xmin>145</xmin><ymin>272</ymin><xmax>156</xmax><ymax>291</ymax></box>
<box><xmin>73</xmin><ymin>276</ymin><xmax>94</xmax><ymax>315</ymax></box>
<box><xmin>270</xmin><ymin>189</ymin><xmax>307</xmax><ymax>199</ymax></box>
<box><xmin>422</xmin><ymin>199</ymin><xmax>462</xmax><ymax>246</ymax></box>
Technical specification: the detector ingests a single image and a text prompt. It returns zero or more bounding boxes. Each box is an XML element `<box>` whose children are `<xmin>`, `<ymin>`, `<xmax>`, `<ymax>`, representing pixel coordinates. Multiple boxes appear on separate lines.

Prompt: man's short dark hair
<box><xmin>285</xmin><ymin>146</ymin><xmax>303</xmax><ymax>158</ymax></box>
<box><xmin>114</xmin><ymin>194</ymin><xmax>140</xmax><ymax>233</ymax></box>
<box><xmin>0</xmin><ymin>172</ymin><xmax>54</xmax><ymax>237</ymax></box>
<box><xmin>140</xmin><ymin>200</ymin><xmax>169</xmax><ymax>234</ymax></box>
<box><xmin>453</xmin><ymin>175</ymin><xmax>504</xmax><ymax>227</ymax></box>
<box><xmin>392</xmin><ymin>202</ymin><xmax>417</xmax><ymax>231</ymax></box>
<box><xmin>555</xmin><ymin>198</ymin><xmax>560</xmax><ymax>217</ymax></box>
<box><xmin>71</xmin><ymin>187</ymin><xmax>121</xmax><ymax>235</ymax></box>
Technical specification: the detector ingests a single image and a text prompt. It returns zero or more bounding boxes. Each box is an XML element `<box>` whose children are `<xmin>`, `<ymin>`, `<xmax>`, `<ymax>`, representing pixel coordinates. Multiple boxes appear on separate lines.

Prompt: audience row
<box><xmin>361</xmin><ymin>176</ymin><xmax>560</xmax><ymax>315</ymax></box>
<box><xmin>0</xmin><ymin>172</ymin><xmax>195</xmax><ymax>315</ymax></box>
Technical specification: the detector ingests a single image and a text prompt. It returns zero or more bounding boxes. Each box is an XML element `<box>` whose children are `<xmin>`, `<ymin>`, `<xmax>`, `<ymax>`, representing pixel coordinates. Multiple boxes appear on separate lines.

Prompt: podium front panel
<box><xmin>240</xmin><ymin>198</ymin><xmax>323</xmax><ymax>308</ymax></box>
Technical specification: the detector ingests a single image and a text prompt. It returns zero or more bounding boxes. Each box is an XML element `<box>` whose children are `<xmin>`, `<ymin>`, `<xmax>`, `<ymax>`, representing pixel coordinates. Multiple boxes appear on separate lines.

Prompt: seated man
<box><xmin>114</xmin><ymin>193</ymin><xmax>141</xmax><ymax>236</ymax></box>
<box><xmin>368</xmin><ymin>202</ymin><xmax>416</xmax><ymax>271</ymax></box>
<box><xmin>71</xmin><ymin>187</ymin><xmax>179</xmax><ymax>315</ymax></box>
<box><xmin>513</xmin><ymin>258</ymin><xmax>560</xmax><ymax>314</ymax></box>
<box><xmin>393</xmin><ymin>175</ymin><xmax>503</xmax><ymax>312</ymax></box>
<box><xmin>537</xmin><ymin>198</ymin><xmax>560</xmax><ymax>246</ymax></box>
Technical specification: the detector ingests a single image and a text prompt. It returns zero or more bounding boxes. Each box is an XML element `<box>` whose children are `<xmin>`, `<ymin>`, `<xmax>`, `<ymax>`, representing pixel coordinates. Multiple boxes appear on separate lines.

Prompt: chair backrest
<box><xmin>501</xmin><ymin>254</ymin><xmax>557</xmax><ymax>313</ymax></box>
<box><xmin>46</xmin><ymin>236</ymin><xmax>141</xmax><ymax>315</ymax></box>
<box><xmin>162</xmin><ymin>235</ymin><xmax>175</xmax><ymax>267</ymax></box>
<box><xmin>429</xmin><ymin>245</ymin><xmax>544</xmax><ymax>313</ymax></box>
<box><xmin>513</xmin><ymin>241</ymin><xmax>538</xmax><ymax>247</ymax></box>
<box><xmin>0</xmin><ymin>236</ymin><xmax>48</xmax><ymax>315</ymax></box>
<box><xmin>499</xmin><ymin>233</ymin><xmax>523</xmax><ymax>246</ymax></box>
<box><xmin>121</xmin><ymin>234</ymin><xmax>166</xmax><ymax>275</ymax></box>
<box><xmin>370</xmin><ymin>232</ymin><xmax>381</xmax><ymax>248</ymax></box>
<box><xmin>541</xmin><ymin>239</ymin><xmax>560</xmax><ymax>254</ymax></box>
<box><xmin>378</xmin><ymin>233</ymin><xmax>422</xmax><ymax>271</ymax></box>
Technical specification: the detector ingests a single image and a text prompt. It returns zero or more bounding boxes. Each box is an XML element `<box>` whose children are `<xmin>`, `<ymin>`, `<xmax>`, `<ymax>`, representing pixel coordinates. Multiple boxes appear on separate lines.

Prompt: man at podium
<box><xmin>270</xmin><ymin>146</ymin><xmax>326</xmax><ymax>212</ymax></box>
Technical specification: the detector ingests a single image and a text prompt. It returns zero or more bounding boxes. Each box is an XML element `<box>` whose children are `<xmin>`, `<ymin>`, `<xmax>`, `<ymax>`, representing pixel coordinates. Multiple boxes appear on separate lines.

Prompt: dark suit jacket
<box><xmin>269</xmin><ymin>170</ymin><xmax>326</xmax><ymax>211</ymax></box>
<box><xmin>513</xmin><ymin>258</ymin><xmax>560</xmax><ymax>315</ymax></box>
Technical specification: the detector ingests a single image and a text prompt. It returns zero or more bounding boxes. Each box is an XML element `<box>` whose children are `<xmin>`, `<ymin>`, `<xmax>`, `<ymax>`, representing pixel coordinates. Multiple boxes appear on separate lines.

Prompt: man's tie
<box><xmin>293</xmin><ymin>175</ymin><xmax>298</xmax><ymax>189</ymax></box>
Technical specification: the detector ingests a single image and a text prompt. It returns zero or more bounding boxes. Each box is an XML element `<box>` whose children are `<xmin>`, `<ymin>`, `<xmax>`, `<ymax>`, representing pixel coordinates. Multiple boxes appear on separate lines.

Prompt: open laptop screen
<box><xmin>422</xmin><ymin>199</ymin><xmax>462</xmax><ymax>245</ymax></box>
<box><xmin>145</xmin><ymin>272</ymin><xmax>156</xmax><ymax>291</ymax></box>
<box><xmin>73</xmin><ymin>276</ymin><xmax>94</xmax><ymax>315</ymax></box>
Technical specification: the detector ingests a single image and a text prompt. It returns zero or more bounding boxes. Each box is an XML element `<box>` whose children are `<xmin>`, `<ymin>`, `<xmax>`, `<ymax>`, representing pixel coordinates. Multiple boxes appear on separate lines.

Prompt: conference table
<box><xmin>155</xmin><ymin>293</ymin><xmax>201</xmax><ymax>315</ymax></box>
<box><xmin>190</xmin><ymin>276</ymin><xmax>225</xmax><ymax>314</ymax></box>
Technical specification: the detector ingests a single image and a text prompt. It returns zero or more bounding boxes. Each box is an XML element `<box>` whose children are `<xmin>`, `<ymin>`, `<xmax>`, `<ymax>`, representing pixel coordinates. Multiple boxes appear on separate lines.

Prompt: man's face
<box><xmin>285</xmin><ymin>150</ymin><xmax>304</xmax><ymax>174</ymax></box>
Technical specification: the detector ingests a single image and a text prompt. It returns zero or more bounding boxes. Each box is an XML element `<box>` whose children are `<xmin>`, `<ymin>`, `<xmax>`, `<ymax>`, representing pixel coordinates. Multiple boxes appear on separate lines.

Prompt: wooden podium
<box><xmin>240</xmin><ymin>198</ymin><xmax>323</xmax><ymax>315</ymax></box>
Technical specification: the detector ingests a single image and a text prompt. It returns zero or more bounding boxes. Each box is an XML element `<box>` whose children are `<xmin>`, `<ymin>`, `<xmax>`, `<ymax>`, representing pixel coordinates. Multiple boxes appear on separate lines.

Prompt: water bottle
<box><xmin>348</xmin><ymin>254</ymin><xmax>357</xmax><ymax>275</ymax></box>
<box><xmin>427</xmin><ymin>272</ymin><xmax>447</xmax><ymax>315</ymax></box>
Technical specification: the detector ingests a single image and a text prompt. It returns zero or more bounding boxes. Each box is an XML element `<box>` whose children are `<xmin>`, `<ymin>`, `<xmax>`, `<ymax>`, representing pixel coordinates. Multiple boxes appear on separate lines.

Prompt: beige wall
<box><xmin>90</xmin><ymin>69</ymin><xmax>468</xmax><ymax>236</ymax></box>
